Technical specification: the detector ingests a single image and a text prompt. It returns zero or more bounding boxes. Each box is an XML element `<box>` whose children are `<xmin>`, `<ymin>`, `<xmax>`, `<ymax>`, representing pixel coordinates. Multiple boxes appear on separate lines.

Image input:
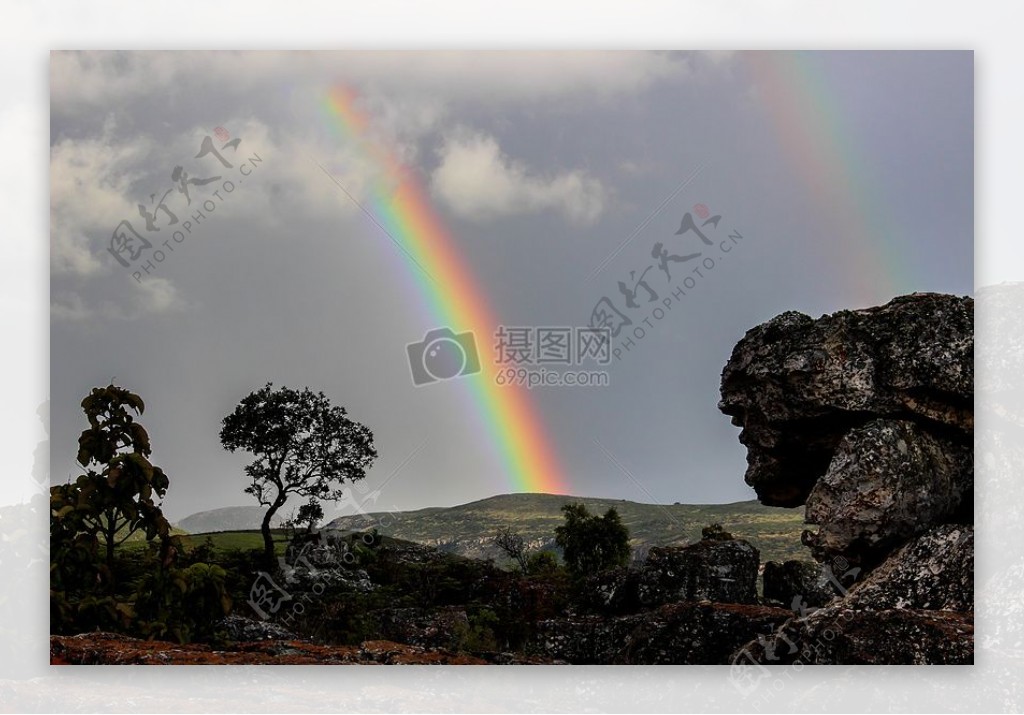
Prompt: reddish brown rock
<box><xmin>50</xmin><ymin>633</ymin><xmax>490</xmax><ymax>665</ymax></box>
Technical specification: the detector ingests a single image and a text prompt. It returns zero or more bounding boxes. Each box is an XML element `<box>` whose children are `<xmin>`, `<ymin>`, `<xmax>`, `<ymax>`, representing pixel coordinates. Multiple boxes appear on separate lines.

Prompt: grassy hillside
<box><xmin>175</xmin><ymin>506</ymin><xmax>284</xmax><ymax>534</ymax></box>
<box><xmin>324</xmin><ymin>493</ymin><xmax>808</xmax><ymax>564</ymax></box>
<box><xmin>177</xmin><ymin>528</ymin><xmax>290</xmax><ymax>555</ymax></box>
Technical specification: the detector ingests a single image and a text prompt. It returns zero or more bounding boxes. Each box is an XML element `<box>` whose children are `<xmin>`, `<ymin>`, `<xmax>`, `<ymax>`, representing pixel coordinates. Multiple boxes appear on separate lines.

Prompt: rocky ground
<box><xmin>49</xmin><ymin>633</ymin><xmax>496</xmax><ymax>665</ymax></box>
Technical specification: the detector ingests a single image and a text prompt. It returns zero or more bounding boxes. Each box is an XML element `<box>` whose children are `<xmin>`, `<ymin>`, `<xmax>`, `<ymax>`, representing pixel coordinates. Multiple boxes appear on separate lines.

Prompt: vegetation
<box><xmin>61</xmin><ymin>385</ymin><xmax>172</xmax><ymax>572</ymax></box>
<box><xmin>52</xmin><ymin>384</ymin><xmax>812</xmax><ymax>659</ymax></box>
<box><xmin>50</xmin><ymin>385</ymin><xmax>230</xmax><ymax>643</ymax></box>
<box><xmin>219</xmin><ymin>383</ymin><xmax>377</xmax><ymax>566</ymax></box>
<box><xmin>493</xmin><ymin>526</ymin><xmax>529</xmax><ymax>572</ymax></box>
<box><xmin>296</xmin><ymin>500</ymin><xmax>325</xmax><ymax>534</ymax></box>
<box><xmin>555</xmin><ymin>503</ymin><xmax>631</xmax><ymax>577</ymax></box>
<box><xmin>702</xmin><ymin>522</ymin><xmax>733</xmax><ymax>541</ymax></box>
<box><xmin>323</xmin><ymin>493</ymin><xmax>808</xmax><ymax>564</ymax></box>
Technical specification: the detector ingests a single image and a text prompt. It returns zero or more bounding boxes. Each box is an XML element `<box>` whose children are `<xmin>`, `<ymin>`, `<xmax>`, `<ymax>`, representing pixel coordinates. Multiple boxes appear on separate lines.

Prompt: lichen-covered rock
<box><xmin>802</xmin><ymin>419</ymin><xmax>973</xmax><ymax>564</ymax></box>
<box><xmin>370</xmin><ymin>607</ymin><xmax>470</xmax><ymax>650</ymax></box>
<box><xmin>842</xmin><ymin>524</ymin><xmax>973</xmax><ymax>612</ymax></box>
<box><xmin>536</xmin><ymin>602</ymin><xmax>792</xmax><ymax>664</ymax></box>
<box><xmin>638</xmin><ymin>539</ymin><xmax>760</xmax><ymax>606</ymax></box>
<box><xmin>762</xmin><ymin>560</ymin><xmax>835</xmax><ymax>609</ymax></box>
<box><xmin>719</xmin><ymin>293</ymin><xmax>973</xmax><ymax>507</ymax></box>
<box><xmin>577</xmin><ymin>538</ymin><xmax>760</xmax><ymax>613</ymax></box>
<box><xmin>215</xmin><ymin>615</ymin><xmax>295</xmax><ymax>642</ymax></box>
<box><xmin>578</xmin><ymin>567</ymin><xmax>643</xmax><ymax>614</ymax></box>
<box><xmin>733</xmin><ymin>607</ymin><xmax>973</xmax><ymax>665</ymax></box>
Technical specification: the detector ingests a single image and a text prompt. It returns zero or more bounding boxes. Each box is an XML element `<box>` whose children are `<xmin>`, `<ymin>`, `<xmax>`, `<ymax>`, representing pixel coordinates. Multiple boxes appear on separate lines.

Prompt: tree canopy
<box><xmin>554</xmin><ymin>503</ymin><xmax>631</xmax><ymax>577</ymax></box>
<box><xmin>54</xmin><ymin>385</ymin><xmax>173</xmax><ymax>574</ymax></box>
<box><xmin>220</xmin><ymin>383</ymin><xmax>377</xmax><ymax>565</ymax></box>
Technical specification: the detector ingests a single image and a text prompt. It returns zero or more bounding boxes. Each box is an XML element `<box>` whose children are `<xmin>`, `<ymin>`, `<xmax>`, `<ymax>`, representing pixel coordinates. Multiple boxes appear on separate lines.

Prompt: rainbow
<box><xmin>742</xmin><ymin>51</ymin><xmax>908</xmax><ymax>305</ymax></box>
<box><xmin>321</xmin><ymin>86</ymin><xmax>567</xmax><ymax>495</ymax></box>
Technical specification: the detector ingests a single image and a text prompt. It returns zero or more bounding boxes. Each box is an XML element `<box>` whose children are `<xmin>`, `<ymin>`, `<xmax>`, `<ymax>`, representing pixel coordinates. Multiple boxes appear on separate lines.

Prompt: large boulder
<box><xmin>733</xmin><ymin>607</ymin><xmax>973</xmax><ymax>665</ymax></box>
<box><xmin>719</xmin><ymin>293</ymin><xmax>973</xmax><ymax>507</ymax></box>
<box><xmin>536</xmin><ymin>602</ymin><xmax>792</xmax><ymax>664</ymax></box>
<box><xmin>577</xmin><ymin>538</ymin><xmax>760</xmax><ymax>614</ymax></box>
<box><xmin>762</xmin><ymin>560</ymin><xmax>835</xmax><ymax>609</ymax></box>
<box><xmin>637</xmin><ymin>539</ymin><xmax>760</xmax><ymax>606</ymax></box>
<box><xmin>841</xmin><ymin>524</ymin><xmax>973</xmax><ymax>612</ymax></box>
<box><xmin>802</xmin><ymin>419</ymin><xmax>973</xmax><ymax>564</ymax></box>
<box><xmin>578</xmin><ymin>567</ymin><xmax>643</xmax><ymax>615</ymax></box>
<box><xmin>719</xmin><ymin>293</ymin><xmax>974</xmax><ymax>665</ymax></box>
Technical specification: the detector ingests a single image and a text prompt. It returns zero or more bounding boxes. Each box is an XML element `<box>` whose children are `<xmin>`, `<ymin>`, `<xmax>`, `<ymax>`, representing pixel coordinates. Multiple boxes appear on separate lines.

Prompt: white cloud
<box><xmin>430</xmin><ymin>130</ymin><xmax>607</xmax><ymax>225</ymax></box>
<box><xmin>50</xmin><ymin>133</ymin><xmax>153</xmax><ymax>278</ymax></box>
<box><xmin>51</xmin><ymin>277</ymin><xmax>185</xmax><ymax>322</ymax></box>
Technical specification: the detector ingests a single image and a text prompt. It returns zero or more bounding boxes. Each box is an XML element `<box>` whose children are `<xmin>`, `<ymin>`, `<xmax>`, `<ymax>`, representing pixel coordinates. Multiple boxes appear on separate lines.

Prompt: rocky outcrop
<box><xmin>638</xmin><ymin>539</ymin><xmax>759</xmax><ymax>605</ymax></box>
<box><xmin>370</xmin><ymin>607</ymin><xmax>470</xmax><ymax>651</ymax></box>
<box><xmin>579</xmin><ymin>537</ymin><xmax>760</xmax><ymax>614</ymax></box>
<box><xmin>762</xmin><ymin>560</ymin><xmax>834</xmax><ymax>609</ymax></box>
<box><xmin>841</xmin><ymin>524</ymin><xmax>973</xmax><ymax>612</ymax></box>
<box><xmin>721</xmin><ymin>293</ymin><xmax>974</xmax><ymax>665</ymax></box>
<box><xmin>536</xmin><ymin>602</ymin><xmax>792</xmax><ymax>664</ymax></box>
<box><xmin>719</xmin><ymin>293</ymin><xmax>972</xmax><ymax>508</ymax></box>
<box><xmin>802</xmin><ymin>419</ymin><xmax>973</xmax><ymax>565</ymax></box>
<box><xmin>734</xmin><ymin>607</ymin><xmax>973</xmax><ymax>665</ymax></box>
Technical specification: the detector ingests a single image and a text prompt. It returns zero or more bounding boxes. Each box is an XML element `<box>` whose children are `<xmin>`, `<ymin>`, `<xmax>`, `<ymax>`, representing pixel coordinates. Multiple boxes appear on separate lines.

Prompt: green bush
<box><xmin>526</xmin><ymin>550</ymin><xmax>560</xmax><ymax>575</ymax></box>
<box><xmin>701</xmin><ymin>522</ymin><xmax>734</xmax><ymax>541</ymax></box>
<box><xmin>555</xmin><ymin>503</ymin><xmax>631</xmax><ymax>577</ymax></box>
<box><xmin>135</xmin><ymin>562</ymin><xmax>232</xmax><ymax>644</ymax></box>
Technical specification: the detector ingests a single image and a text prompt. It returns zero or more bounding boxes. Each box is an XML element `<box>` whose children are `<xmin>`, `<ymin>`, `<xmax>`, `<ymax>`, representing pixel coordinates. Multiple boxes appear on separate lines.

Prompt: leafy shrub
<box><xmin>701</xmin><ymin>523</ymin><xmax>733</xmax><ymax>541</ymax></box>
<box><xmin>554</xmin><ymin>503</ymin><xmax>631</xmax><ymax>577</ymax></box>
<box><xmin>526</xmin><ymin>550</ymin><xmax>560</xmax><ymax>575</ymax></box>
<box><xmin>135</xmin><ymin>562</ymin><xmax>232</xmax><ymax>644</ymax></box>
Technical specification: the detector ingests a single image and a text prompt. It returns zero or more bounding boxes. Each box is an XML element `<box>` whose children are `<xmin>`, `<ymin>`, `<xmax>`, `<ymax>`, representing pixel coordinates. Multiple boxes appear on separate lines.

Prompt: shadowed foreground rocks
<box><xmin>721</xmin><ymin>293</ymin><xmax>974</xmax><ymax>665</ymax></box>
<box><xmin>737</xmin><ymin>607</ymin><xmax>973</xmax><ymax>665</ymax></box>
<box><xmin>576</xmin><ymin>538</ymin><xmax>760</xmax><ymax>615</ymax></box>
<box><xmin>761</xmin><ymin>560</ymin><xmax>834</xmax><ymax>609</ymax></box>
<box><xmin>535</xmin><ymin>602</ymin><xmax>792</xmax><ymax>665</ymax></box>
<box><xmin>535</xmin><ymin>535</ymin><xmax>779</xmax><ymax>663</ymax></box>
<box><xmin>50</xmin><ymin>633</ymin><xmax>495</xmax><ymax>665</ymax></box>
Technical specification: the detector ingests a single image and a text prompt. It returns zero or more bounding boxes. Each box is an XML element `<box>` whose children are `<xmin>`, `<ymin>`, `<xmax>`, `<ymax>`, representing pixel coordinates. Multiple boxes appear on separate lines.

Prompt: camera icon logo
<box><xmin>406</xmin><ymin>327</ymin><xmax>482</xmax><ymax>386</ymax></box>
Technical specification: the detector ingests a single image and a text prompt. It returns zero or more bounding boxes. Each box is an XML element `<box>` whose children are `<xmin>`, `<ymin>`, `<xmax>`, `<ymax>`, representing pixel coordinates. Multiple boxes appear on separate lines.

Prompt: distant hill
<box><xmin>325</xmin><ymin>493</ymin><xmax>809</xmax><ymax>564</ymax></box>
<box><xmin>175</xmin><ymin>506</ymin><xmax>285</xmax><ymax>534</ymax></box>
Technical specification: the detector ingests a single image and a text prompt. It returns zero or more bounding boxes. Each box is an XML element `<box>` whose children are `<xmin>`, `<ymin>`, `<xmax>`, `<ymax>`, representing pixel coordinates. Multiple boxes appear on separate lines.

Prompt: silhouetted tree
<box><xmin>493</xmin><ymin>526</ymin><xmax>529</xmax><ymax>572</ymax></box>
<box><xmin>220</xmin><ymin>383</ymin><xmax>377</xmax><ymax>566</ymax></box>
<box><xmin>296</xmin><ymin>500</ymin><xmax>325</xmax><ymax>534</ymax></box>
<box><xmin>51</xmin><ymin>385</ymin><xmax>230</xmax><ymax>644</ymax></box>
<box><xmin>55</xmin><ymin>385</ymin><xmax>174</xmax><ymax>575</ymax></box>
<box><xmin>554</xmin><ymin>503</ymin><xmax>631</xmax><ymax>577</ymax></box>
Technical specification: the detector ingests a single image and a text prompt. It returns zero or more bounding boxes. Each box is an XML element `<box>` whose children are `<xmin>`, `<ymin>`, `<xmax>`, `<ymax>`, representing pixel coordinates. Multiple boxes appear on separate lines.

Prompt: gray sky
<box><xmin>49</xmin><ymin>51</ymin><xmax>973</xmax><ymax>521</ymax></box>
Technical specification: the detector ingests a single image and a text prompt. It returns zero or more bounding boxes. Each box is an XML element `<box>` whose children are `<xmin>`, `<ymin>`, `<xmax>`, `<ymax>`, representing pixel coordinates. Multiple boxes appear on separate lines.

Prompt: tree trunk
<box><xmin>102</xmin><ymin>515</ymin><xmax>117</xmax><ymax>593</ymax></box>
<box><xmin>105</xmin><ymin>528</ymin><xmax>116</xmax><ymax>572</ymax></box>
<box><xmin>262</xmin><ymin>499</ymin><xmax>284</xmax><ymax>568</ymax></box>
